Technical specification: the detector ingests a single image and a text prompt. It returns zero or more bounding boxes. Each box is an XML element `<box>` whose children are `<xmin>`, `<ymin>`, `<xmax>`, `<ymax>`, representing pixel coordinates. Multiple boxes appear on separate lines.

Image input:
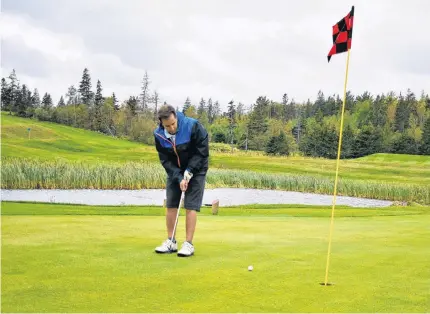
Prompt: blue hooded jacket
<box><xmin>154</xmin><ymin>111</ymin><xmax>209</xmax><ymax>183</ymax></box>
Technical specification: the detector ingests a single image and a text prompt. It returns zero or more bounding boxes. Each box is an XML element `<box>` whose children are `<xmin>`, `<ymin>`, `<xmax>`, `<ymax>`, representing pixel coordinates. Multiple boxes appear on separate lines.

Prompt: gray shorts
<box><xmin>166</xmin><ymin>172</ymin><xmax>207</xmax><ymax>211</ymax></box>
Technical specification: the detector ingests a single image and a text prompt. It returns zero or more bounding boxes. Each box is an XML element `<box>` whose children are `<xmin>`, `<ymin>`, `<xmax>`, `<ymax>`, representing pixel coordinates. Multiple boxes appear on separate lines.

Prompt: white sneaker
<box><xmin>177</xmin><ymin>242</ymin><xmax>194</xmax><ymax>257</ymax></box>
<box><xmin>155</xmin><ymin>239</ymin><xmax>177</xmax><ymax>254</ymax></box>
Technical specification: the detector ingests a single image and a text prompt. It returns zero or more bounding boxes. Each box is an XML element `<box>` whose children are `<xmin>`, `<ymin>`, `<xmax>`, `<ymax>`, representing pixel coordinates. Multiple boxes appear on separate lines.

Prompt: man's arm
<box><xmin>155</xmin><ymin>135</ymin><xmax>183</xmax><ymax>184</ymax></box>
<box><xmin>186</xmin><ymin>122</ymin><xmax>209</xmax><ymax>174</ymax></box>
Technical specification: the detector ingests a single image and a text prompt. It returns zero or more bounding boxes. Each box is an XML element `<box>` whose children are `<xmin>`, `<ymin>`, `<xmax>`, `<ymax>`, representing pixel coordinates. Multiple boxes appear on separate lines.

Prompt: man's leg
<box><xmin>166</xmin><ymin>207</ymin><xmax>178</xmax><ymax>239</ymax></box>
<box><xmin>185</xmin><ymin>209</ymin><xmax>197</xmax><ymax>242</ymax></box>
<box><xmin>177</xmin><ymin>173</ymin><xmax>206</xmax><ymax>257</ymax></box>
<box><xmin>155</xmin><ymin>177</ymin><xmax>181</xmax><ymax>254</ymax></box>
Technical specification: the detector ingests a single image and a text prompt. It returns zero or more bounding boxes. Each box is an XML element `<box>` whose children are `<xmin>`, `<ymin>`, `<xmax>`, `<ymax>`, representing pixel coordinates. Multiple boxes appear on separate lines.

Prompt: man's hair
<box><xmin>157</xmin><ymin>105</ymin><xmax>176</xmax><ymax>122</ymax></box>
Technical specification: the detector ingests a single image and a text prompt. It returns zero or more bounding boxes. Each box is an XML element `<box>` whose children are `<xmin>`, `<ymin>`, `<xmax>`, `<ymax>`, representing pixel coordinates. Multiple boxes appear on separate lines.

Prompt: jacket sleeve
<box><xmin>154</xmin><ymin>134</ymin><xmax>183</xmax><ymax>184</ymax></box>
<box><xmin>186</xmin><ymin>122</ymin><xmax>209</xmax><ymax>174</ymax></box>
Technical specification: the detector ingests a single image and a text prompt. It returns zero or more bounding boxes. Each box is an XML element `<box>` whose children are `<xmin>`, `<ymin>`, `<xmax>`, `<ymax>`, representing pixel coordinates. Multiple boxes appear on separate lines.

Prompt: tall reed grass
<box><xmin>2</xmin><ymin>158</ymin><xmax>428</xmax><ymax>204</ymax></box>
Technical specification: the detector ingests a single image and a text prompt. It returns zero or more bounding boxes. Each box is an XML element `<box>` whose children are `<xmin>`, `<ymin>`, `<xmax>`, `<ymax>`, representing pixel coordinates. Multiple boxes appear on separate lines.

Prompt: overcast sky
<box><xmin>1</xmin><ymin>0</ymin><xmax>429</xmax><ymax>110</ymax></box>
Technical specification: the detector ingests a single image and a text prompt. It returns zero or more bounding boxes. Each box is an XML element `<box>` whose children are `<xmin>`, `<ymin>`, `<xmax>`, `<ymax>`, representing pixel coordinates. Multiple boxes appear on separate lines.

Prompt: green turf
<box><xmin>1</xmin><ymin>202</ymin><xmax>429</xmax><ymax>312</ymax></box>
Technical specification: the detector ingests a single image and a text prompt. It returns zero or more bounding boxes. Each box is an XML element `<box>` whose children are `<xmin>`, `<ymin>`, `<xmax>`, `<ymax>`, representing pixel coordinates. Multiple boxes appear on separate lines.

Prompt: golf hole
<box><xmin>319</xmin><ymin>282</ymin><xmax>334</xmax><ymax>286</ymax></box>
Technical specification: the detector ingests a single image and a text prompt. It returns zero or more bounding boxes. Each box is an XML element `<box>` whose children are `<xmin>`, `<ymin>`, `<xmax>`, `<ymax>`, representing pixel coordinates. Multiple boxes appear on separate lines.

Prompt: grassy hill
<box><xmin>2</xmin><ymin>112</ymin><xmax>429</xmax><ymax>203</ymax></box>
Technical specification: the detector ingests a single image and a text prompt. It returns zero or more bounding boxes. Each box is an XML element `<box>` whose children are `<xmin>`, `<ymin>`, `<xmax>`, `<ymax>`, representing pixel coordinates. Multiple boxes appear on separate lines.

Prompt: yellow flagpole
<box><xmin>323</xmin><ymin>48</ymin><xmax>351</xmax><ymax>286</ymax></box>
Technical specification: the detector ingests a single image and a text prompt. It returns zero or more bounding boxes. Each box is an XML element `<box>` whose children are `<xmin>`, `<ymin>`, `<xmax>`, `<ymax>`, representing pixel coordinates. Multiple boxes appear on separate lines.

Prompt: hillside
<box><xmin>2</xmin><ymin>113</ymin><xmax>429</xmax><ymax>185</ymax></box>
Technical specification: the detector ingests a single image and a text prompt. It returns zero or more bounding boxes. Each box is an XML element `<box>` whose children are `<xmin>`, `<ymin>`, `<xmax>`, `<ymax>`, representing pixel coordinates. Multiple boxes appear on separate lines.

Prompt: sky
<box><xmin>1</xmin><ymin>0</ymin><xmax>429</xmax><ymax>111</ymax></box>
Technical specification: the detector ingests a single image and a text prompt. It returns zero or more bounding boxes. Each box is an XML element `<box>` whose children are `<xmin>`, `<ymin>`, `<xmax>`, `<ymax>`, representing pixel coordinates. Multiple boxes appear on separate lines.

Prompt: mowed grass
<box><xmin>1</xmin><ymin>202</ymin><xmax>429</xmax><ymax>313</ymax></box>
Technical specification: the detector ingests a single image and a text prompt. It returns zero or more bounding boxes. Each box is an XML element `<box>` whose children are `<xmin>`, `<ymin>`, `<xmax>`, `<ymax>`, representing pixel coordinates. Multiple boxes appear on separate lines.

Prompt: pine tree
<box><xmin>126</xmin><ymin>96</ymin><xmax>138</xmax><ymax>116</ymax></box>
<box><xmin>58</xmin><ymin>96</ymin><xmax>65</xmax><ymax>107</ymax></box>
<box><xmin>227</xmin><ymin>100</ymin><xmax>236</xmax><ymax>147</ymax></box>
<box><xmin>247</xmin><ymin>96</ymin><xmax>269</xmax><ymax>150</ymax></box>
<box><xmin>79</xmin><ymin>68</ymin><xmax>92</xmax><ymax>106</ymax></box>
<box><xmin>391</xmin><ymin>133</ymin><xmax>418</xmax><ymax>155</ymax></box>
<box><xmin>112</xmin><ymin>92</ymin><xmax>119</xmax><ymax>111</ymax></box>
<box><xmin>1</xmin><ymin>78</ymin><xmax>11</xmax><ymax>109</ymax></box>
<box><xmin>236</xmin><ymin>102</ymin><xmax>245</xmax><ymax>119</ymax></box>
<box><xmin>394</xmin><ymin>94</ymin><xmax>410</xmax><ymax>132</ymax></box>
<box><xmin>152</xmin><ymin>90</ymin><xmax>159</xmax><ymax>122</ymax></box>
<box><xmin>198</xmin><ymin>98</ymin><xmax>206</xmax><ymax>118</ymax></box>
<box><xmin>93</xmin><ymin>80</ymin><xmax>103</xmax><ymax>131</ymax></box>
<box><xmin>341</xmin><ymin>124</ymin><xmax>355</xmax><ymax>158</ymax></box>
<box><xmin>16</xmin><ymin>84</ymin><xmax>31</xmax><ymax>117</ymax></box>
<box><xmin>207</xmin><ymin>98</ymin><xmax>214</xmax><ymax>123</ymax></box>
<box><xmin>7</xmin><ymin>69</ymin><xmax>20</xmax><ymax>114</ymax></box>
<box><xmin>420</xmin><ymin>117</ymin><xmax>430</xmax><ymax>155</ymax></box>
<box><xmin>213</xmin><ymin>101</ymin><xmax>221</xmax><ymax>120</ymax></box>
<box><xmin>32</xmin><ymin>88</ymin><xmax>41</xmax><ymax>108</ymax></box>
<box><xmin>140</xmin><ymin>71</ymin><xmax>150</xmax><ymax>110</ymax></box>
<box><xmin>353</xmin><ymin>125</ymin><xmax>382</xmax><ymax>157</ymax></box>
<box><xmin>66</xmin><ymin>85</ymin><xmax>80</xmax><ymax>105</ymax></box>
<box><xmin>42</xmin><ymin>93</ymin><xmax>53</xmax><ymax>109</ymax></box>
<box><xmin>265</xmin><ymin>131</ymin><xmax>289</xmax><ymax>156</ymax></box>
<box><xmin>183</xmin><ymin>97</ymin><xmax>191</xmax><ymax>113</ymax></box>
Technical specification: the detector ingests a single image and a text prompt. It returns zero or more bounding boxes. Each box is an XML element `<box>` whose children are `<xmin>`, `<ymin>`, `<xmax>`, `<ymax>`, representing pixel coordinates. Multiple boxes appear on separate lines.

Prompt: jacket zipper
<box><xmin>155</xmin><ymin>133</ymin><xmax>181</xmax><ymax>168</ymax></box>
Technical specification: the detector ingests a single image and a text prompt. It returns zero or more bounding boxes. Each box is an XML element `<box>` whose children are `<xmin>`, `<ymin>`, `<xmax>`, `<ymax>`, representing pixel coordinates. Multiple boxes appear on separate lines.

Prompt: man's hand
<box><xmin>184</xmin><ymin>169</ymin><xmax>193</xmax><ymax>182</ymax></box>
<box><xmin>180</xmin><ymin>179</ymin><xmax>188</xmax><ymax>192</ymax></box>
<box><xmin>180</xmin><ymin>170</ymin><xmax>193</xmax><ymax>192</ymax></box>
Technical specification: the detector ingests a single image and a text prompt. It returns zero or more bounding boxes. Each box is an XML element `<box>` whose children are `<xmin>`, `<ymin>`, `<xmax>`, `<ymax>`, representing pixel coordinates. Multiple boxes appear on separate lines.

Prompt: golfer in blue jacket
<box><xmin>153</xmin><ymin>105</ymin><xmax>209</xmax><ymax>257</ymax></box>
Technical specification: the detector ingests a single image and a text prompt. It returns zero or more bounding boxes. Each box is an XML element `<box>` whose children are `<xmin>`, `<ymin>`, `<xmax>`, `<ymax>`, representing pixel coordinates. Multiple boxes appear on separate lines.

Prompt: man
<box><xmin>153</xmin><ymin>105</ymin><xmax>209</xmax><ymax>257</ymax></box>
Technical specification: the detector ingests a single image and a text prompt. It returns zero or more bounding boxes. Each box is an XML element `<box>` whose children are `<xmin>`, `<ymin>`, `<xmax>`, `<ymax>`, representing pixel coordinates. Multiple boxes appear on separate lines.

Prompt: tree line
<box><xmin>2</xmin><ymin>68</ymin><xmax>430</xmax><ymax>158</ymax></box>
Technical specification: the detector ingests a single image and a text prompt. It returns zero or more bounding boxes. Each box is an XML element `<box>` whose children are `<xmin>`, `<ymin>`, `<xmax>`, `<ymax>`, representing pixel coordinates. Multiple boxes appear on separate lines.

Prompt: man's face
<box><xmin>161</xmin><ymin>113</ymin><xmax>178</xmax><ymax>135</ymax></box>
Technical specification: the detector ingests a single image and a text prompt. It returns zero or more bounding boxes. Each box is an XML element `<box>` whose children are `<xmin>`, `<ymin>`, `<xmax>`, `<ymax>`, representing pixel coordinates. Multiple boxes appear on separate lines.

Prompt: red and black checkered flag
<box><xmin>327</xmin><ymin>6</ymin><xmax>354</xmax><ymax>62</ymax></box>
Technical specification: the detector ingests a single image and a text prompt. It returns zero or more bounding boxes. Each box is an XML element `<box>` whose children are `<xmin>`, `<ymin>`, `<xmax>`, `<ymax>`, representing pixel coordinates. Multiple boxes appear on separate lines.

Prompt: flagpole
<box><xmin>323</xmin><ymin>48</ymin><xmax>351</xmax><ymax>286</ymax></box>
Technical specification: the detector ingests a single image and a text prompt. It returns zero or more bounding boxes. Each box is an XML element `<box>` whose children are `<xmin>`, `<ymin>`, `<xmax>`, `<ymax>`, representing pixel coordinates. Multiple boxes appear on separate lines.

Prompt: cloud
<box><xmin>1</xmin><ymin>0</ymin><xmax>430</xmax><ymax>110</ymax></box>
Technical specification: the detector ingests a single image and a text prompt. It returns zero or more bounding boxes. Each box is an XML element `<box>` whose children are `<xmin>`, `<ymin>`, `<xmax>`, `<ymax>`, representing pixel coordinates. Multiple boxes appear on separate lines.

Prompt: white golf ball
<box><xmin>248</xmin><ymin>265</ymin><xmax>253</xmax><ymax>271</ymax></box>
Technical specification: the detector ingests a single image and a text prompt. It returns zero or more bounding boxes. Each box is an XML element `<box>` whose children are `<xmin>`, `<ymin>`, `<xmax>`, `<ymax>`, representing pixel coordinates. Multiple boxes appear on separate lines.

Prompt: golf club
<box><xmin>171</xmin><ymin>191</ymin><xmax>184</xmax><ymax>241</ymax></box>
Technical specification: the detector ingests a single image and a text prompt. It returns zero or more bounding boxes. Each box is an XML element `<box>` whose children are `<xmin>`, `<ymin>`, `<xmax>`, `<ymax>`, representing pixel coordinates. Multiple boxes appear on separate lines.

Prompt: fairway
<box><xmin>2</xmin><ymin>202</ymin><xmax>429</xmax><ymax>312</ymax></box>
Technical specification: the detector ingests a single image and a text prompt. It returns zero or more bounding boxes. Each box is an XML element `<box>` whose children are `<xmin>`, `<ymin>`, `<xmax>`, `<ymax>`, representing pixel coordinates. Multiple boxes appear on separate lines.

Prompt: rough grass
<box><xmin>2</xmin><ymin>158</ymin><xmax>429</xmax><ymax>204</ymax></box>
<box><xmin>1</xmin><ymin>201</ymin><xmax>429</xmax><ymax>313</ymax></box>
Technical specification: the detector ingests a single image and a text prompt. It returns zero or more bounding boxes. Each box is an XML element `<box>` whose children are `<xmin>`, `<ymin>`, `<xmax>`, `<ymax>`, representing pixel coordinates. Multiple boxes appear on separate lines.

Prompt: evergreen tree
<box><xmin>16</xmin><ymin>84</ymin><xmax>31</xmax><ymax>117</ymax></box>
<box><xmin>371</xmin><ymin>95</ymin><xmax>387</xmax><ymax>127</ymax></box>
<box><xmin>57</xmin><ymin>96</ymin><xmax>65</xmax><ymax>107</ymax></box>
<box><xmin>66</xmin><ymin>85</ymin><xmax>80</xmax><ymax>105</ymax></box>
<box><xmin>42</xmin><ymin>93</ymin><xmax>53</xmax><ymax>109</ymax></box>
<box><xmin>93</xmin><ymin>80</ymin><xmax>104</xmax><ymax>131</ymax></box>
<box><xmin>32</xmin><ymin>88</ymin><xmax>41</xmax><ymax>108</ymax></box>
<box><xmin>112</xmin><ymin>92</ymin><xmax>120</xmax><ymax>111</ymax></box>
<box><xmin>183</xmin><ymin>97</ymin><xmax>191</xmax><ymax>113</ymax></box>
<box><xmin>79</xmin><ymin>68</ymin><xmax>92</xmax><ymax>106</ymax></box>
<box><xmin>247</xmin><ymin>96</ymin><xmax>269</xmax><ymax>150</ymax></box>
<box><xmin>391</xmin><ymin>133</ymin><xmax>419</xmax><ymax>155</ymax></box>
<box><xmin>341</xmin><ymin>125</ymin><xmax>355</xmax><ymax>159</ymax></box>
<box><xmin>236</xmin><ymin>102</ymin><xmax>245</xmax><ymax>119</ymax></box>
<box><xmin>394</xmin><ymin>93</ymin><xmax>410</xmax><ymax>132</ymax></box>
<box><xmin>213</xmin><ymin>101</ymin><xmax>221</xmax><ymax>120</ymax></box>
<box><xmin>198</xmin><ymin>98</ymin><xmax>206</xmax><ymax>118</ymax></box>
<box><xmin>207</xmin><ymin>98</ymin><xmax>214</xmax><ymax>123</ymax></box>
<box><xmin>227</xmin><ymin>100</ymin><xmax>236</xmax><ymax>145</ymax></box>
<box><xmin>7</xmin><ymin>69</ymin><xmax>20</xmax><ymax>114</ymax></box>
<box><xmin>419</xmin><ymin>117</ymin><xmax>430</xmax><ymax>155</ymax></box>
<box><xmin>140</xmin><ymin>71</ymin><xmax>150</xmax><ymax>110</ymax></box>
<box><xmin>1</xmin><ymin>78</ymin><xmax>11</xmax><ymax>109</ymax></box>
<box><xmin>353</xmin><ymin>125</ymin><xmax>382</xmax><ymax>157</ymax></box>
<box><xmin>322</xmin><ymin>95</ymin><xmax>336</xmax><ymax>116</ymax></box>
<box><xmin>126</xmin><ymin>96</ymin><xmax>138</xmax><ymax>116</ymax></box>
<box><xmin>152</xmin><ymin>90</ymin><xmax>160</xmax><ymax>122</ymax></box>
<box><xmin>265</xmin><ymin>131</ymin><xmax>289</xmax><ymax>156</ymax></box>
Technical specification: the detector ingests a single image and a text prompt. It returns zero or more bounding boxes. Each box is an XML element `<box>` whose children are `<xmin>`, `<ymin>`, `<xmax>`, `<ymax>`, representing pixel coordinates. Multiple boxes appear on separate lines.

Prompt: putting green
<box><xmin>1</xmin><ymin>202</ymin><xmax>429</xmax><ymax>312</ymax></box>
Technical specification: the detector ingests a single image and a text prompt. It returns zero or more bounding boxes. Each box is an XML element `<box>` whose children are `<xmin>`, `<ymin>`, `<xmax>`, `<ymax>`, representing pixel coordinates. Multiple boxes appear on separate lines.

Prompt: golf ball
<box><xmin>248</xmin><ymin>265</ymin><xmax>253</xmax><ymax>271</ymax></box>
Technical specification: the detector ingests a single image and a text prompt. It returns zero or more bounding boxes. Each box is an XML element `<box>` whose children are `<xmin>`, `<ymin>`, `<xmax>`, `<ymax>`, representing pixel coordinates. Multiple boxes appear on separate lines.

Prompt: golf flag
<box><xmin>322</xmin><ymin>5</ymin><xmax>355</xmax><ymax>287</ymax></box>
<box><xmin>327</xmin><ymin>6</ymin><xmax>354</xmax><ymax>62</ymax></box>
